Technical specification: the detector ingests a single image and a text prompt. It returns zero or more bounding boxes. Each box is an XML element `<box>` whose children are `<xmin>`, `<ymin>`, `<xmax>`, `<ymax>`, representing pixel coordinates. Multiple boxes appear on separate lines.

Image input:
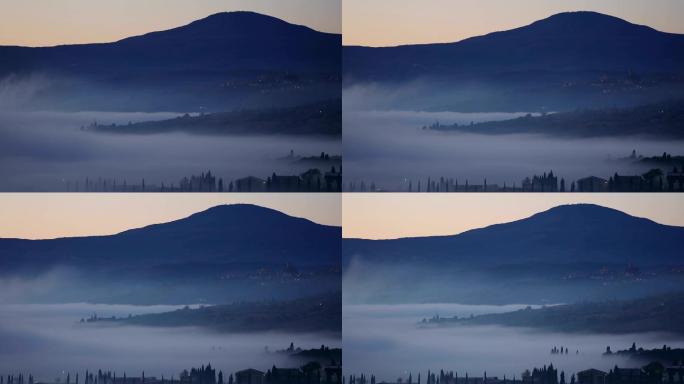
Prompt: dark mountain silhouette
<box><xmin>0</xmin><ymin>204</ymin><xmax>340</xmax><ymax>304</ymax></box>
<box><xmin>0</xmin><ymin>12</ymin><xmax>341</xmax><ymax>111</ymax></box>
<box><xmin>343</xmin><ymin>204</ymin><xmax>684</xmax><ymax>268</ymax></box>
<box><xmin>343</xmin><ymin>204</ymin><xmax>684</xmax><ymax>304</ymax></box>
<box><xmin>344</xmin><ymin>11</ymin><xmax>684</xmax><ymax>82</ymax></box>
<box><xmin>0</xmin><ymin>204</ymin><xmax>340</xmax><ymax>274</ymax></box>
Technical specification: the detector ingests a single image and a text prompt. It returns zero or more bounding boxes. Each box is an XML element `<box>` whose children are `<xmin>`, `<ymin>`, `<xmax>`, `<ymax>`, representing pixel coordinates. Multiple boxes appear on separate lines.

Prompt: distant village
<box><xmin>61</xmin><ymin>152</ymin><xmax>342</xmax><ymax>193</ymax></box>
<box><xmin>345</xmin><ymin>151</ymin><xmax>684</xmax><ymax>192</ymax></box>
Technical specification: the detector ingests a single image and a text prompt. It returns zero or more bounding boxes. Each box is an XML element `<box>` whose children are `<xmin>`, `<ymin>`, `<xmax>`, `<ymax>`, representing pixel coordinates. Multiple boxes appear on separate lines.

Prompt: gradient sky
<box><xmin>0</xmin><ymin>0</ymin><xmax>340</xmax><ymax>47</ymax></box>
<box><xmin>0</xmin><ymin>194</ymin><xmax>340</xmax><ymax>239</ymax></box>
<box><xmin>344</xmin><ymin>194</ymin><xmax>684</xmax><ymax>239</ymax></box>
<box><xmin>344</xmin><ymin>0</ymin><xmax>684</xmax><ymax>46</ymax></box>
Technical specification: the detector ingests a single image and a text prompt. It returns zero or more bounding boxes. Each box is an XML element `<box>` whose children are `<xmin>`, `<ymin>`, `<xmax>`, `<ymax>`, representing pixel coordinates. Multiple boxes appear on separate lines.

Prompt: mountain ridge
<box><xmin>343</xmin><ymin>204</ymin><xmax>684</xmax><ymax>267</ymax></box>
<box><xmin>344</xmin><ymin>11</ymin><xmax>684</xmax><ymax>81</ymax></box>
<box><xmin>0</xmin><ymin>11</ymin><xmax>341</xmax><ymax>111</ymax></box>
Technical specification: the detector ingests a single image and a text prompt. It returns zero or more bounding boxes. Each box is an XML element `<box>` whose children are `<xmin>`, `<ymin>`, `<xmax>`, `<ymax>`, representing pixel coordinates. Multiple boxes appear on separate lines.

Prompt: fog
<box><xmin>0</xmin><ymin>303</ymin><xmax>340</xmax><ymax>380</ymax></box>
<box><xmin>343</xmin><ymin>86</ymin><xmax>684</xmax><ymax>191</ymax></box>
<box><xmin>0</xmin><ymin>111</ymin><xmax>340</xmax><ymax>191</ymax></box>
<box><xmin>343</xmin><ymin>303</ymin><xmax>684</xmax><ymax>381</ymax></box>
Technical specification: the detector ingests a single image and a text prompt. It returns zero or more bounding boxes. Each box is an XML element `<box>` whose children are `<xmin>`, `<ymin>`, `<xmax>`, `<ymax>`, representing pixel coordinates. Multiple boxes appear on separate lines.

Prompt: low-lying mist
<box><xmin>343</xmin><ymin>85</ymin><xmax>684</xmax><ymax>191</ymax></box>
<box><xmin>0</xmin><ymin>302</ymin><xmax>340</xmax><ymax>380</ymax></box>
<box><xmin>0</xmin><ymin>110</ymin><xmax>340</xmax><ymax>191</ymax></box>
<box><xmin>343</xmin><ymin>303</ymin><xmax>683</xmax><ymax>381</ymax></box>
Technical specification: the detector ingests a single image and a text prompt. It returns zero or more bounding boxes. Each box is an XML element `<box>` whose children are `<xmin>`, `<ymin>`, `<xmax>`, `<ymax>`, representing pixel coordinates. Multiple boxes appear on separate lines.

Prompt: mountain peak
<box><xmin>189</xmin><ymin>11</ymin><xmax>292</xmax><ymax>28</ymax></box>
<box><xmin>527</xmin><ymin>203</ymin><xmax>646</xmax><ymax>224</ymax></box>
<box><xmin>523</xmin><ymin>10</ymin><xmax>658</xmax><ymax>36</ymax></box>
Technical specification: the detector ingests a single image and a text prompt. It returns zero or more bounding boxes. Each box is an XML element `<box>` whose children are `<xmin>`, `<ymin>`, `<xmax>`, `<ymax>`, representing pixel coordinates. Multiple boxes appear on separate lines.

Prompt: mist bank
<box><xmin>342</xmin><ymin>102</ymin><xmax>684</xmax><ymax>191</ymax></box>
<box><xmin>423</xmin><ymin>291</ymin><xmax>684</xmax><ymax>336</ymax></box>
<box><xmin>0</xmin><ymin>110</ymin><xmax>340</xmax><ymax>191</ymax></box>
<box><xmin>0</xmin><ymin>302</ymin><xmax>340</xmax><ymax>381</ymax></box>
<box><xmin>343</xmin><ymin>303</ymin><xmax>682</xmax><ymax>382</ymax></box>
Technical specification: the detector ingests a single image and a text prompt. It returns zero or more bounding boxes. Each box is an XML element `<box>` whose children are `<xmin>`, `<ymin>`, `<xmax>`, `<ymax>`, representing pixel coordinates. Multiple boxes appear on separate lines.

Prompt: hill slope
<box><xmin>0</xmin><ymin>204</ymin><xmax>341</xmax><ymax>304</ymax></box>
<box><xmin>344</xmin><ymin>204</ymin><xmax>684</xmax><ymax>268</ymax></box>
<box><xmin>1</xmin><ymin>204</ymin><xmax>340</xmax><ymax>272</ymax></box>
<box><xmin>428</xmin><ymin>291</ymin><xmax>684</xmax><ymax>335</ymax></box>
<box><xmin>344</xmin><ymin>11</ymin><xmax>684</xmax><ymax>82</ymax></box>
<box><xmin>0</xmin><ymin>12</ymin><xmax>341</xmax><ymax>111</ymax></box>
<box><xmin>343</xmin><ymin>204</ymin><xmax>684</xmax><ymax>304</ymax></box>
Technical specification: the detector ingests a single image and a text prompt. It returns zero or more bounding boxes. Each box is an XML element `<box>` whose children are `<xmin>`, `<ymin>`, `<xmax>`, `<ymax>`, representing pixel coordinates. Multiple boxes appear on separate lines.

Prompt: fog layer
<box><xmin>0</xmin><ymin>111</ymin><xmax>340</xmax><ymax>191</ymax></box>
<box><xmin>0</xmin><ymin>303</ymin><xmax>339</xmax><ymax>380</ymax></box>
<box><xmin>343</xmin><ymin>303</ymin><xmax>683</xmax><ymax>381</ymax></box>
<box><xmin>343</xmin><ymin>86</ymin><xmax>684</xmax><ymax>191</ymax></box>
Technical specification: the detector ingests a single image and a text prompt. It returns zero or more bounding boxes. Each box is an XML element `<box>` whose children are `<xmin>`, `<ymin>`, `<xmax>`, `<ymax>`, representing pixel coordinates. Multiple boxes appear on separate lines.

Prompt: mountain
<box><xmin>344</xmin><ymin>11</ymin><xmax>684</xmax><ymax>82</ymax></box>
<box><xmin>343</xmin><ymin>204</ymin><xmax>684</xmax><ymax>304</ymax></box>
<box><xmin>0</xmin><ymin>12</ymin><xmax>341</xmax><ymax>111</ymax></box>
<box><xmin>343</xmin><ymin>12</ymin><xmax>684</xmax><ymax>111</ymax></box>
<box><xmin>344</xmin><ymin>204</ymin><xmax>684</xmax><ymax>268</ymax></box>
<box><xmin>0</xmin><ymin>204</ymin><xmax>341</xmax><ymax>304</ymax></box>
<box><xmin>1</xmin><ymin>204</ymin><xmax>340</xmax><ymax>272</ymax></box>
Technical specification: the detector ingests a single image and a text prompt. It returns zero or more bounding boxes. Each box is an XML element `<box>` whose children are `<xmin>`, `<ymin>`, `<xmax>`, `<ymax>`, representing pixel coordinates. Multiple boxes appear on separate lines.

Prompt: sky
<box><xmin>0</xmin><ymin>0</ymin><xmax>340</xmax><ymax>47</ymax></box>
<box><xmin>343</xmin><ymin>193</ymin><xmax>684</xmax><ymax>239</ymax></box>
<box><xmin>343</xmin><ymin>0</ymin><xmax>684</xmax><ymax>46</ymax></box>
<box><xmin>0</xmin><ymin>193</ymin><xmax>340</xmax><ymax>239</ymax></box>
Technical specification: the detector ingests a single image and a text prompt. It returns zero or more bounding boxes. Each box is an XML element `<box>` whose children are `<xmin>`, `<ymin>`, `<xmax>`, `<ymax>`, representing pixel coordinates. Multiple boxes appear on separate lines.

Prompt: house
<box><xmin>235</xmin><ymin>369</ymin><xmax>264</xmax><ymax>384</ymax></box>
<box><xmin>577</xmin><ymin>369</ymin><xmax>607</xmax><ymax>384</ymax></box>
<box><xmin>576</xmin><ymin>177</ymin><xmax>608</xmax><ymax>192</ymax></box>
<box><xmin>234</xmin><ymin>176</ymin><xmax>266</xmax><ymax>192</ymax></box>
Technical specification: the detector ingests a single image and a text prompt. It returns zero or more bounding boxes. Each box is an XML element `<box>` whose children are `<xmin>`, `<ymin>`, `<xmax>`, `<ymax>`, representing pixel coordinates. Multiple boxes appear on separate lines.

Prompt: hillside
<box><xmin>0</xmin><ymin>12</ymin><xmax>341</xmax><ymax>111</ymax></box>
<box><xmin>344</xmin><ymin>204</ymin><xmax>684</xmax><ymax>268</ymax></box>
<box><xmin>426</xmin><ymin>292</ymin><xmax>684</xmax><ymax>335</ymax></box>
<box><xmin>89</xmin><ymin>293</ymin><xmax>342</xmax><ymax>335</ymax></box>
<box><xmin>344</xmin><ymin>11</ymin><xmax>684</xmax><ymax>81</ymax></box>
<box><xmin>428</xmin><ymin>100</ymin><xmax>684</xmax><ymax>138</ymax></box>
<box><xmin>92</xmin><ymin>99</ymin><xmax>341</xmax><ymax>136</ymax></box>
<box><xmin>0</xmin><ymin>204</ymin><xmax>341</xmax><ymax>304</ymax></box>
<box><xmin>343</xmin><ymin>12</ymin><xmax>684</xmax><ymax>111</ymax></box>
<box><xmin>343</xmin><ymin>204</ymin><xmax>684</xmax><ymax>304</ymax></box>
